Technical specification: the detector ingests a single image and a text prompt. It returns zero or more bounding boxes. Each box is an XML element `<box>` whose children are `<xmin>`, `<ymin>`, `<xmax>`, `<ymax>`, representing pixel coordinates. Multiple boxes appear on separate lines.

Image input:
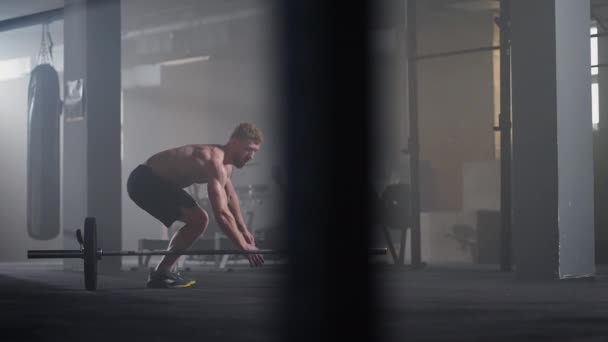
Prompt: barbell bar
<box><xmin>27</xmin><ymin>217</ymin><xmax>388</xmax><ymax>291</ymax></box>
<box><xmin>28</xmin><ymin>249</ymin><xmax>292</xmax><ymax>258</ymax></box>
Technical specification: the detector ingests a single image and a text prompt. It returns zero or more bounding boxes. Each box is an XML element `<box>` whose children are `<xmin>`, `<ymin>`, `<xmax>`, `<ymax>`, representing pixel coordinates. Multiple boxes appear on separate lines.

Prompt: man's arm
<box><xmin>225</xmin><ymin>178</ymin><xmax>257</xmax><ymax>245</ymax></box>
<box><xmin>225</xmin><ymin>179</ymin><xmax>248</xmax><ymax>232</ymax></box>
<box><xmin>207</xmin><ymin>161</ymin><xmax>264</xmax><ymax>267</ymax></box>
<box><xmin>207</xmin><ymin>161</ymin><xmax>248</xmax><ymax>249</ymax></box>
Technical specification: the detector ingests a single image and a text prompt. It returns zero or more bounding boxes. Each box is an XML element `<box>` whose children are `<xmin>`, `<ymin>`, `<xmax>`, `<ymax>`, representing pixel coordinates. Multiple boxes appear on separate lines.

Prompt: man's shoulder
<box><xmin>204</xmin><ymin>155</ymin><xmax>229</xmax><ymax>178</ymax></box>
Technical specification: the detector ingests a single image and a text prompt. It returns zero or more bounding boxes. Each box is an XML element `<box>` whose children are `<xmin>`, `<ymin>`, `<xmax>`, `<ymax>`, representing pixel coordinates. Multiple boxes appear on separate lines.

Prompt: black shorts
<box><xmin>127</xmin><ymin>164</ymin><xmax>197</xmax><ymax>227</ymax></box>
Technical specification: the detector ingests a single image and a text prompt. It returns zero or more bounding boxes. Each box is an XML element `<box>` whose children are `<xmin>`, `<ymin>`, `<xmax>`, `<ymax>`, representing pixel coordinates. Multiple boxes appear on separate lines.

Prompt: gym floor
<box><xmin>375</xmin><ymin>265</ymin><xmax>608</xmax><ymax>342</ymax></box>
<box><xmin>0</xmin><ymin>261</ymin><xmax>284</xmax><ymax>342</ymax></box>
<box><xmin>3</xmin><ymin>262</ymin><xmax>608</xmax><ymax>341</ymax></box>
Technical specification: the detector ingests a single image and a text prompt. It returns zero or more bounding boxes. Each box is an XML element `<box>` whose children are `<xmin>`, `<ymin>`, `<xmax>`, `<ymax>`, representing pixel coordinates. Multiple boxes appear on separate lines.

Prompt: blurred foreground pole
<box><xmin>278</xmin><ymin>0</ymin><xmax>376</xmax><ymax>341</ymax></box>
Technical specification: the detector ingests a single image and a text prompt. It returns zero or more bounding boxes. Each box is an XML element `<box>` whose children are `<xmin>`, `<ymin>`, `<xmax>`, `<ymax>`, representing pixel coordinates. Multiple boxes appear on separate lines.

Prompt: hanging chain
<box><xmin>37</xmin><ymin>23</ymin><xmax>54</xmax><ymax>66</ymax></box>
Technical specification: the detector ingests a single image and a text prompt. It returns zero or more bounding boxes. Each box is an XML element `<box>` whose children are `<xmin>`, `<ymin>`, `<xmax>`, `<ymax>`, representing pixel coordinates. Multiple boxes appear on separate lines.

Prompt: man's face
<box><xmin>234</xmin><ymin>139</ymin><xmax>261</xmax><ymax>168</ymax></box>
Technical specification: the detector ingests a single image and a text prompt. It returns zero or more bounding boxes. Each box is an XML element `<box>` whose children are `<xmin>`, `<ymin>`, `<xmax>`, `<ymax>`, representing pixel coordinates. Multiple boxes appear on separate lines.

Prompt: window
<box><xmin>0</xmin><ymin>56</ymin><xmax>31</xmax><ymax>81</ymax></box>
<box><xmin>591</xmin><ymin>26</ymin><xmax>599</xmax><ymax>129</ymax></box>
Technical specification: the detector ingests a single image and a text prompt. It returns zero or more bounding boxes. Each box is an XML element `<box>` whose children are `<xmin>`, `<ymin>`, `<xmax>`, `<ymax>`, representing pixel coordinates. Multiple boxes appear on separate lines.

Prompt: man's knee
<box><xmin>180</xmin><ymin>207</ymin><xmax>209</xmax><ymax>233</ymax></box>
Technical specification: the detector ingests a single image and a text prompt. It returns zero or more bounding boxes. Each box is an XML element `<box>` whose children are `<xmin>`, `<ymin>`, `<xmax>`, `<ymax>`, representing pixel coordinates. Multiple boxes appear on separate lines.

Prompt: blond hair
<box><xmin>230</xmin><ymin>122</ymin><xmax>264</xmax><ymax>144</ymax></box>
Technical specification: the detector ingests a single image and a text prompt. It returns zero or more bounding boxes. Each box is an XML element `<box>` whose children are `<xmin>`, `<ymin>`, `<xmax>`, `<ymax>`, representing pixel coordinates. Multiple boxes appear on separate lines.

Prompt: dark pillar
<box><xmin>406</xmin><ymin>0</ymin><xmax>422</xmax><ymax>267</ymax></box>
<box><xmin>63</xmin><ymin>0</ymin><xmax>121</xmax><ymax>275</ymax></box>
<box><xmin>596</xmin><ymin>7</ymin><xmax>608</xmax><ymax>264</ymax></box>
<box><xmin>511</xmin><ymin>0</ymin><xmax>594</xmax><ymax>279</ymax></box>
<box><xmin>498</xmin><ymin>0</ymin><xmax>513</xmax><ymax>272</ymax></box>
<box><xmin>279</xmin><ymin>0</ymin><xmax>375</xmax><ymax>341</ymax></box>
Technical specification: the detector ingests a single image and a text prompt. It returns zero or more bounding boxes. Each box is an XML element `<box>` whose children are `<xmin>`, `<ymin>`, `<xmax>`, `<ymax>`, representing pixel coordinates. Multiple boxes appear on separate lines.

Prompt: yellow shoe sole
<box><xmin>174</xmin><ymin>280</ymin><xmax>196</xmax><ymax>288</ymax></box>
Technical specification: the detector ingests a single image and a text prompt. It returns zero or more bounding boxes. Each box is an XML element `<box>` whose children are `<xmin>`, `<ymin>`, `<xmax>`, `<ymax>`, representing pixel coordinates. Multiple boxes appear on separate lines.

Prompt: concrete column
<box><xmin>511</xmin><ymin>0</ymin><xmax>594</xmax><ymax>280</ymax></box>
<box><xmin>63</xmin><ymin>0</ymin><xmax>122</xmax><ymax>274</ymax></box>
<box><xmin>595</xmin><ymin>13</ymin><xmax>608</xmax><ymax>263</ymax></box>
<box><xmin>63</xmin><ymin>0</ymin><xmax>88</xmax><ymax>271</ymax></box>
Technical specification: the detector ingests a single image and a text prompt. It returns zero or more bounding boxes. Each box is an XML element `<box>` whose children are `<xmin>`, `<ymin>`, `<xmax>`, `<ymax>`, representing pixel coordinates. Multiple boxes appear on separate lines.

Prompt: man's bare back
<box><xmin>145</xmin><ymin>144</ymin><xmax>233</xmax><ymax>188</ymax></box>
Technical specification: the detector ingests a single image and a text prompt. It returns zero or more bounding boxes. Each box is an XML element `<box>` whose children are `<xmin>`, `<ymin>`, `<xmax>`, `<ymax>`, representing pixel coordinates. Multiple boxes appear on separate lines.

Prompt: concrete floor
<box><xmin>375</xmin><ymin>264</ymin><xmax>608</xmax><ymax>342</ymax></box>
<box><xmin>3</xmin><ymin>262</ymin><xmax>608</xmax><ymax>341</ymax></box>
<box><xmin>0</xmin><ymin>261</ymin><xmax>284</xmax><ymax>342</ymax></box>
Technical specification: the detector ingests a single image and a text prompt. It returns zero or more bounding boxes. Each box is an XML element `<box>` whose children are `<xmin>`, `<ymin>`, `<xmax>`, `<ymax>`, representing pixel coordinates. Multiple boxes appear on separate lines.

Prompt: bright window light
<box><xmin>591</xmin><ymin>26</ymin><xmax>600</xmax><ymax>127</ymax></box>
<box><xmin>592</xmin><ymin>83</ymin><xmax>599</xmax><ymax>127</ymax></box>
<box><xmin>0</xmin><ymin>56</ymin><xmax>31</xmax><ymax>81</ymax></box>
<box><xmin>591</xmin><ymin>27</ymin><xmax>598</xmax><ymax>75</ymax></box>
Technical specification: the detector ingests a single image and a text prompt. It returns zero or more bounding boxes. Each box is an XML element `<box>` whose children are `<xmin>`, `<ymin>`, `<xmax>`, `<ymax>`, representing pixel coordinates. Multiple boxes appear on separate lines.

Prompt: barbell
<box><xmin>27</xmin><ymin>217</ymin><xmax>388</xmax><ymax>291</ymax></box>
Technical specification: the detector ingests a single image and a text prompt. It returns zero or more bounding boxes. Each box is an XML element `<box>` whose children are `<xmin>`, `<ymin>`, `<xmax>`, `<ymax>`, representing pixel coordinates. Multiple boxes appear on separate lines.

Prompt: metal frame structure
<box><xmin>0</xmin><ymin>8</ymin><xmax>63</xmax><ymax>33</ymax></box>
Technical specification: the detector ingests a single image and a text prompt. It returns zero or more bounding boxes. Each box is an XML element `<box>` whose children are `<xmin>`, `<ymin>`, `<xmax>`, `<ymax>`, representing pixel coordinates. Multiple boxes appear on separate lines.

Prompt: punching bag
<box><xmin>27</xmin><ymin>24</ymin><xmax>61</xmax><ymax>240</ymax></box>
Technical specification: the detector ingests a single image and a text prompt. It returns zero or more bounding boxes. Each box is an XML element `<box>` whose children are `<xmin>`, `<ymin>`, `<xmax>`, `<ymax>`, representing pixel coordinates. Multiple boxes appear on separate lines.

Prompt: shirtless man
<box><xmin>127</xmin><ymin>123</ymin><xmax>265</xmax><ymax>288</ymax></box>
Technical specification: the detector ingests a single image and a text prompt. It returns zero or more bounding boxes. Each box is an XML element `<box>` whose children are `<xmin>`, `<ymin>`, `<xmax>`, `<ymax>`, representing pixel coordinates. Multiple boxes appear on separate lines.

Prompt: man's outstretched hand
<box><xmin>242</xmin><ymin>229</ymin><xmax>264</xmax><ymax>267</ymax></box>
<box><xmin>241</xmin><ymin>242</ymin><xmax>264</xmax><ymax>267</ymax></box>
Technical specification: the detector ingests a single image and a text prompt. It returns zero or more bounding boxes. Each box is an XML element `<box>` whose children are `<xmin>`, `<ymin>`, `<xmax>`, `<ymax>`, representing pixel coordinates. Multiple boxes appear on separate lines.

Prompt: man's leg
<box><xmin>155</xmin><ymin>206</ymin><xmax>209</xmax><ymax>273</ymax></box>
<box><xmin>165</xmin><ymin>223</ymin><xmax>184</xmax><ymax>273</ymax></box>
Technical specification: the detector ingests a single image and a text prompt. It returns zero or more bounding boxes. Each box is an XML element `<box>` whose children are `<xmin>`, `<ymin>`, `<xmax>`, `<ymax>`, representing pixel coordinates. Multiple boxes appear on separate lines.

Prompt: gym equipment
<box><xmin>27</xmin><ymin>23</ymin><xmax>61</xmax><ymax>240</ymax></box>
<box><xmin>28</xmin><ymin>217</ymin><xmax>388</xmax><ymax>291</ymax></box>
